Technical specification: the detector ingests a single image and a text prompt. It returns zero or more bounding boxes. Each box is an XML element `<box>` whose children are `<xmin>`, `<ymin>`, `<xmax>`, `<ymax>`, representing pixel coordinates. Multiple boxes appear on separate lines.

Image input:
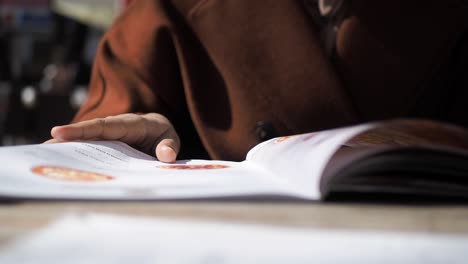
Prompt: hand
<box><xmin>46</xmin><ymin>113</ymin><xmax>180</xmax><ymax>163</ymax></box>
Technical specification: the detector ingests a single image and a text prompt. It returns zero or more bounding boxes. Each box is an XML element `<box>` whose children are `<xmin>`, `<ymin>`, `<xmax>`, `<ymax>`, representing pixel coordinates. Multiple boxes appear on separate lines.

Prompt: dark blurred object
<box><xmin>0</xmin><ymin>32</ymin><xmax>11</xmax><ymax>81</ymax></box>
<box><xmin>39</xmin><ymin>13</ymin><xmax>91</xmax><ymax>95</ymax></box>
<box><xmin>0</xmin><ymin>31</ymin><xmax>12</xmax><ymax>141</ymax></box>
<box><xmin>0</xmin><ymin>1</ymin><xmax>101</xmax><ymax>145</ymax></box>
<box><xmin>1</xmin><ymin>0</ymin><xmax>54</xmax><ymax>144</ymax></box>
<box><xmin>445</xmin><ymin>30</ymin><xmax>468</xmax><ymax>128</ymax></box>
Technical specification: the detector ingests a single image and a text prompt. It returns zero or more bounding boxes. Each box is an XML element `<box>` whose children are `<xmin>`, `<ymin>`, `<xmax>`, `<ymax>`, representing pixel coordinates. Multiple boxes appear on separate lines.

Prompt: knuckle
<box><xmin>145</xmin><ymin>113</ymin><xmax>169</xmax><ymax>123</ymax></box>
<box><xmin>95</xmin><ymin>118</ymin><xmax>106</xmax><ymax>126</ymax></box>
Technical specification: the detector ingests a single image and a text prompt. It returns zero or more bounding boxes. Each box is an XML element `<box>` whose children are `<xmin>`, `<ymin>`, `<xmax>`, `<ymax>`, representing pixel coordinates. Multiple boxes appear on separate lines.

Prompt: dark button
<box><xmin>255</xmin><ymin>121</ymin><xmax>276</xmax><ymax>142</ymax></box>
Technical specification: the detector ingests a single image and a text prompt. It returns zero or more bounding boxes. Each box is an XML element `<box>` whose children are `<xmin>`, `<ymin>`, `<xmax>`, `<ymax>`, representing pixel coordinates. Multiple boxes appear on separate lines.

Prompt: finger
<box><xmin>51</xmin><ymin>114</ymin><xmax>145</xmax><ymax>143</ymax></box>
<box><xmin>153</xmin><ymin>124</ymin><xmax>180</xmax><ymax>162</ymax></box>
<box><xmin>50</xmin><ymin>113</ymin><xmax>180</xmax><ymax>160</ymax></box>
<box><xmin>43</xmin><ymin>138</ymin><xmax>65</xmax><ymax>144</ymax></box>
<box><xmin>156</xmin><ymin>139</ymin><xmax>179</xmax><ymax>163</ymax></box>
<box><xmin>51</xmin><ymin>119</ymin><xmax>107</xmax><ymax>141</ymax></box>
<box><xmin>118</xmin><ymin>113</ymin><xmax>178</xmax><ymax>150</ymax></box>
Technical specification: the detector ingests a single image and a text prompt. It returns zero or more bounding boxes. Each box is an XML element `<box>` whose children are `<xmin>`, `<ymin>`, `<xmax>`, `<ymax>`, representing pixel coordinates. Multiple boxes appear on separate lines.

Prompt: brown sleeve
<box><xmin>74</xmin><ymin>0</ymin><xmax>188</xmax><ymax>122</ymax></box>
<box><xmin>72</xmin><ymin>0</ymin><xmax>357</xmax><ymax>160</ymax></box>
<box><xmin>73</xmin><ymin>0</ymin><xmax>208</xmax><ymax>158</ymax></box>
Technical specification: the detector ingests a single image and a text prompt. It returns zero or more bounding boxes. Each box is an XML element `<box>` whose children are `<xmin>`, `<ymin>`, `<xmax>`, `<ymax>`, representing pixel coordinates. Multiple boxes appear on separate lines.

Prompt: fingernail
<box><xmin>157</xmin><ymin>145</ymin><xmax>177</xmax><ymax>163</ymax></box>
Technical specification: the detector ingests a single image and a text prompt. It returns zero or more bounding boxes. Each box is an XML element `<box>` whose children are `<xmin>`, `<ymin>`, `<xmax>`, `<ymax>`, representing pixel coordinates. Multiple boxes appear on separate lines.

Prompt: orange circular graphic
<box><xmin>275</xmin><ymin>135</ymin><xmax>296</xmax><ymax>143</ymax></box>
<box><xmin>32</xmin><ymin>165</ymin><xmax>114</xmax><ymax>182</ymax></box>
<box><xmin>157</xmin><ymin>164</ymin><xmax>230</xmax><ymax>170</ymax></box>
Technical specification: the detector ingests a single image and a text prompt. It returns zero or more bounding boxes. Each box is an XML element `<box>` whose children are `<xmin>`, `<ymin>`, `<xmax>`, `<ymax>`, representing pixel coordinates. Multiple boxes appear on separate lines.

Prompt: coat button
<box><xmin>255</xmin><ymin>121</ymin><xmax>276</xmax><ymax>142</ymax></box>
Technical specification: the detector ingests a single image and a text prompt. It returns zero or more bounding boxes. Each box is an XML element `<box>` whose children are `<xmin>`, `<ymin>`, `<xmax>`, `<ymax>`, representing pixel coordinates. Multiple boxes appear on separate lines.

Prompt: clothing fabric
<box><xmin>73</xmin><ymin>0</ymin><xmax>468</xmax><ymax>161</ymax></box>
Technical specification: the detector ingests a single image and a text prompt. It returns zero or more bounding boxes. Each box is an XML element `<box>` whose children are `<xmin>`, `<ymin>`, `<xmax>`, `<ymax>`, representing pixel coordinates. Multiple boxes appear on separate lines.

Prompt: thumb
<box><xmin>155</xmin><ymin>138</ymin><xmax>179</xmax><ymax>163</ymax></box>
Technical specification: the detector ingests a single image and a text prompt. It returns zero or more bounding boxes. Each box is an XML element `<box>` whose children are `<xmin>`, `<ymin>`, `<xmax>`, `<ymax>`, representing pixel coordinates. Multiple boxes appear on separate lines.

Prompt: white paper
<box><xmin>0</xmin><ymin>213</ymin><xmax>467</xmax><ymax>264</ymax></box>
<box><xmin>0</xmin><ymin>141</ymin><xmax>294</xmax><ymax>200</ymax></box>
<box><xmin>247</xmin><ymin>123</ymin><xmax>375</xmax><ymax>198</ymax></box>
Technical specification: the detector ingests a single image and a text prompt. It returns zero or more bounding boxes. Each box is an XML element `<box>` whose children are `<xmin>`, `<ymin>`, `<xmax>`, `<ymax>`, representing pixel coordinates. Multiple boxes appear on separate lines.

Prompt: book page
<box><xmin>0</xmin><ymin>141</ymin><xmax>297</xmax><ymax>200</ymax></box>
<box><xmin>343</xmin><ymin>119</ymin><xmax>468</xmax><ymax>150</ymax></box>
<box><xmin>1</xmin><ymin>213</ymin><xmax>467</xmax><ymax>263</ymax></box>
<box><xmin>319</xmin><ymin>119</ymin><xmax>468</xmax><ymax>198</ymax></box>
<box><xmin>246</xmin><ymin>123</ymin><xmax>375</xmax><ymax>199</ymax></box>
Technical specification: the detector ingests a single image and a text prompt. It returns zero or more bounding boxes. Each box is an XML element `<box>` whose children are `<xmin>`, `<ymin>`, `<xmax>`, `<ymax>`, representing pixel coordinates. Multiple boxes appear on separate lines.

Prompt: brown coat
<box><xmin>73</xmin><ymin>0</ymin><xmax>468</xmax><ymax>161</ymax></box>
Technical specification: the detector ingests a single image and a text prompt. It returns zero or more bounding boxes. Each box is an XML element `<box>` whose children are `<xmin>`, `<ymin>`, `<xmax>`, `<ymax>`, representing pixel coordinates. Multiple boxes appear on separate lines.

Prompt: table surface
<box><xmin>1</xmin><ymin>201</ymin><xmax>468</xmax><ymax>246</ymax></box>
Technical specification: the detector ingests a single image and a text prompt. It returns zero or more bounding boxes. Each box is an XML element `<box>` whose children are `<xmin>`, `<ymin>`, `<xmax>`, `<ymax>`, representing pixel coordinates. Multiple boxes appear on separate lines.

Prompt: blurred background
<box><xmin>0</xmin><ymin>0</ymin><xmax>132</xmax><ymax>146</ymax></box>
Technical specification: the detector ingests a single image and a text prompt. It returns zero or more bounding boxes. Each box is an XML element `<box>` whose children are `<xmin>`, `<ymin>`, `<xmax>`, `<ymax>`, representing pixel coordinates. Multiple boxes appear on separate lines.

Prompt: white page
<box><xmin>246</xmin><ymin>123</ymin><xmax>375</xmax><ymax>199</ymax></box>
<box><xmin>0</xmin><ymin>141</ymin><xmax>297</xmax><ymax>200</ymax></box>
<box><xmin>0</xmin><ymin>213</ymin><xmax>467</xmax><ymax>264</ymax></box>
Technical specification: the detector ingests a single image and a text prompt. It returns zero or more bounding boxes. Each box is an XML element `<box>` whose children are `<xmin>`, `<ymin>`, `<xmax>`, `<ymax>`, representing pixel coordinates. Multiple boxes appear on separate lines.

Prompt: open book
<box><xmin>1</xmin><ymin>118</ymin><xmax>468</xmax><ymax>201</ymax></box>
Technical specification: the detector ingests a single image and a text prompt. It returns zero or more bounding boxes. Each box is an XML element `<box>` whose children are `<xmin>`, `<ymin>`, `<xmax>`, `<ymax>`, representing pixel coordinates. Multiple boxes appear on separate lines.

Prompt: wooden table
<box><xmin>1</xmin><ymin>201</ymin><xmax>468</xmax><ymax>246</ymax></box>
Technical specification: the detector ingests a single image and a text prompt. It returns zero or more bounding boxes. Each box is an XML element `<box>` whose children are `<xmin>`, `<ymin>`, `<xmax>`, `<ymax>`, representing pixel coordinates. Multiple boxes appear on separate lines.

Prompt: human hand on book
<box><xmin>46</xmin><ymin>113</ymin><xmax>180</xmax><ymax>163</ymax></box>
